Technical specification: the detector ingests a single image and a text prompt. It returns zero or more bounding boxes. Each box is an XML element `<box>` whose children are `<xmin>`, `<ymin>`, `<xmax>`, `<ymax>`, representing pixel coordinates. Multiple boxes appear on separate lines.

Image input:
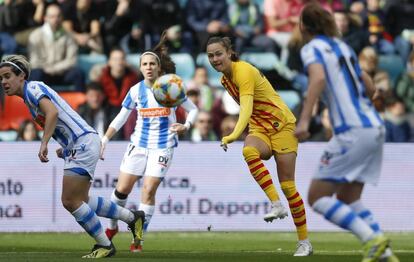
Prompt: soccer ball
<box><xmin>152</xmin><ymin>74</ymin><xmax>187</xmax><ymax>107</ymax></box>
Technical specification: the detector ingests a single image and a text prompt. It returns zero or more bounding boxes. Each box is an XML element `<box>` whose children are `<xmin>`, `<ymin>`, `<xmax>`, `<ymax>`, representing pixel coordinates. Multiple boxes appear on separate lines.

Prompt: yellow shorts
<box><xmin>249</xmin><ymin>122</ymin><xmax>298</xmax><ymax>154</ymax></box>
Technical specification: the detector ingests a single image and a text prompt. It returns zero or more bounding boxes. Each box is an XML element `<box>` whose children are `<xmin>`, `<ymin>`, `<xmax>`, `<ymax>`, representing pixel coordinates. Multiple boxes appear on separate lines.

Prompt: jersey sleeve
<box><xmin>26</xmin><ymin>83</ymin><xmax>51</xmax><ymax>106</ymax></box>
<box><xmin>235</xmin><ymin>63</ymin><xmax>256</xmax><ymax>97</ymax></box>
<box><xmin>121</xmin><ymin>87</ymin><xmax>137</xmax><ymax>110</ymax></box>
<box><xmin>301</xmin><ymin>43</ymin><xmax>323</xmax><ymax>73</ymax></box>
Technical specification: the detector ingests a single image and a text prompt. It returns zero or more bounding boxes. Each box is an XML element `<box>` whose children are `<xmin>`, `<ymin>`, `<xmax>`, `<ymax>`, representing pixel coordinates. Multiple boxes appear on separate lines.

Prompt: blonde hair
<box><xmin>0</xmin><ymin>55</ymin><xmax>31</xmax><ymax>79</ymax></box>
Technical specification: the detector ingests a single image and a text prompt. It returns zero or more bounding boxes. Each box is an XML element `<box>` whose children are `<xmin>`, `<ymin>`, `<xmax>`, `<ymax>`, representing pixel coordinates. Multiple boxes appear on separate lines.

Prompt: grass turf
<box><xmin>0</xmin><ymin>232</ymin><xmax>412</xmax><ymax>261</ymax></box>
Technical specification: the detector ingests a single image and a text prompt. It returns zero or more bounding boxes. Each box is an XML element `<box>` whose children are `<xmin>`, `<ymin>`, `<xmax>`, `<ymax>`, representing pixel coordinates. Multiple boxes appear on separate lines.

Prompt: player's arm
<box><xmin>295</xmin><ymin>63</ymin><xmax>326</xmax><ymax>141</ymax></box>
<box><xmin>361</xmin><ymin>71</ymin><xmax>376</xmax><ymax>100</ymax></box>
<box><xmin>222</xmin><ymin>94</ymin><xmax>253</xmax><ymax>144</ymax></box>
<box><xmin>100</xmin><ymin>107</ymin><xmax>132</xmax><ymax>159</ymax></box>
<box><xmin>38</xmin><ymin>97</ymin><xmax>58</xmax><ymax>162</ymax></box>
<box><xmin>170</xmin><ymin>98</ymin><xmax>199</xmax><ymax>134</ymax></box>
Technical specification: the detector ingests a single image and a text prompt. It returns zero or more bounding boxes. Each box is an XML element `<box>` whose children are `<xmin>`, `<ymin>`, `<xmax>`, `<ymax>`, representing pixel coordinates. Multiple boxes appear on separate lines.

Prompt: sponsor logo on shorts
<box><xmin>139</xmin><ymin>108</ymin><xmax>171</xmax><ymax>118</ymax></box>
<box><xmin>158</xmin><ymin>155</ymin><xmax>169</xmax><ymax>167</ymax></box>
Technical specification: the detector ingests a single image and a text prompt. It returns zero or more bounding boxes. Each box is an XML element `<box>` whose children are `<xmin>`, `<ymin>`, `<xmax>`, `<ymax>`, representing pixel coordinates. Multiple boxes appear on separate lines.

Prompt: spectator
<box><xmin>186</xmin><ymin>67</ymin><xmax>215</xmax><ymax>112</ymax></box>
<box><xmin>334</xmin><ymin>9</ymin><xmax>369</xmax><ymax>54</ymax></box>
<box><xmin>385</xmin><ymin>0</ymin><xmax>414</xmax><ymax>63</ymax></box>
<box><xmin>211</xmin><ymin>91</ymin><xmax>240</xmax><ymax>137</ymax></box>
<box><xmin>96</xmin><ymin>47</ymin><xmax>139</xmax><ymax>108</ymax></box>
<box><xmin>16</xmin><ymin>120</ymin><xmax>40</xmax><ymax>141</ymax></box>
<box><xmin>358</xmin><ymin>46</ymin><xmax>391</xmax><ymax>91</ymax></box>
<box><xmin>119</xmin><ymin>22</ymin><xmax>147</xmax><ymax>55</ymax></box>
<box><xmin>61</xmin><ymin>0</ymin><xmax>104</xmax><ymax>54</ymax></box>
<box><xmin>228</xmin><ymin>0</ymin><xmax>278</xmax><ymax>53</ymax></box>
<box><xmin>264</xmin><ymin>0</ymin><xmax>306</xmax><ymax>64</ymax></box>
<box><xmin>141</xmin><ymin>0</ymin><xmax>192</xmax><ymax>53</ymax></box>
<box><xmin>186</xmin><ymin>0</ymin><xmax>230</xmax><ymax>54</ymax></box>
<box><xmin>28</xmin><ymin>4</ymin><xmax>85</xmax><ymax>91</ymax></box>
<box><xmin>395</xmin><ymin>51</ymin><xmax>414</xmax><ymax>113</ymax></box>
<box><xmin>384</xmin><ymin>97</ymin><xmax>411</xmax><ymax>142</ymax></box>
<box><xmin>78</xmin><ymin>82</ymin><xmax>123</xmax><ymax>140</ymax></box>
<box><xmin>0</xmin><ymin>0</ymin><xmax>19</xmax><ymax>55</ymax></box>
<box><xmin>361</xmin><ymin>0</ymin><xmax>395</xmax><ymax>54</ymax></box>
<box><xmin>187</xmin><ymin>110</ymin><xmax>218</xmax><ymax>142</ymax></box>
<box><xmin>101</xmin><ymin>0</ymin><xmax>139</xmax><ymax>55</ymax></box>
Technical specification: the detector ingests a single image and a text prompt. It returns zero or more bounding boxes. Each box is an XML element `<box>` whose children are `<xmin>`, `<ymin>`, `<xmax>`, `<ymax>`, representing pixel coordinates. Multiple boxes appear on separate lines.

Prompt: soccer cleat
<box><xmin>264</xmin><ymin>202</ymin><xmax>289</xmax><ymax>222</ymax></box>
<box><xmin>379</xmin><ymin>247</ymin><xmax>400</xmax><ymax>262</ymax></box>
<box><xmin>130</xmin><ymin>240</ymin><xmax>143</xmax><ymax>253</ymax></box>
<box><xmin>362</xmin><ymin>235</ymin><xmax>389</xmax><ymax>262</ymax></box>
<box><xmin>127</xmin><ymin>210</ymin><xmax>145</xmax><ymax>246</ymax></box>
<box><xmin>82</xmin><ymin>242</ymin><xmax>116</xmax><ymax>258</ymax></box>
<box><xmin>105</xmin><ymin>227</ymin><xmax>118</xmax><ymax>240</ymax></box>
<box><xmin>293</xmin><ymin>240</ymin><xmax>313</xmax><ymax>256</ymax></box>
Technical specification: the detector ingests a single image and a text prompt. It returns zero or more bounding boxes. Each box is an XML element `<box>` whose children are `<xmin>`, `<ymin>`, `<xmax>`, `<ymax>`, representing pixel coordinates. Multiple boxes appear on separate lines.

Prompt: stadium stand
<box><xmin>59</xmin><ymin>92</ymin><xmax>86</xmax><ymax>112</ymax></box>
<box><xmin>171</xmin><ymin>53</ymin><xmax>196</xmax><ymax>82</ymax></box>
<box><xmin>278</xmin><ymin>90</ymin><xmax>301</xmax><ymax>110</ymax></box>
<box><xmin>378</xmin><ymin>54</ymin><xmax>405</xmax><ymax>86</ymax></box>
<box><xmin>240</xmin><ymin>52</ymin><xmax>279</xmax><ymax>71</ymax></box>
<box><xmin>78</xmin><ymin>54</ymin><xmax>107</xmax><ymax>83</ymax></box>
<box><xmin>0</xmin><ymin>95</ymin><xmax>32</xmax><ymax>130</ymax></box>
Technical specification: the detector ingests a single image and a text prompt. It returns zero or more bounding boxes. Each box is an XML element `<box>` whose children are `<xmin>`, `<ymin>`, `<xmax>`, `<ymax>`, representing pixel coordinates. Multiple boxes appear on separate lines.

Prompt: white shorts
<box><xmin>314</xmin><ymin>126</ymin><xmax>385</xmax><ymax>184</ymax></box>
<box><xmin>63</xmin><ymin>132</ymin><xmax>100</xmax><ymax>179</ymax></box>
<box><xmin>120</xmin><ymin>144</ymin><xmax>174</xmax><ymax>178</ymax></box>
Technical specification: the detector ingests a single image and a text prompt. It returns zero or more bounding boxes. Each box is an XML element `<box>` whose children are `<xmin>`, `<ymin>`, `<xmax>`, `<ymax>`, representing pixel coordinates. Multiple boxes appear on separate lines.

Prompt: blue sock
<box><xmin>88</xmin><ymin>196</ymin><xmax>134</xmax><ymax>224</ymax></box>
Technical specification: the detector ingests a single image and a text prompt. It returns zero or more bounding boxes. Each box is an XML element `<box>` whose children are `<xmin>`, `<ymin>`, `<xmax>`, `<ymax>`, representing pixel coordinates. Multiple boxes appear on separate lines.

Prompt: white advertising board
<box><xmin>0</xmin><ymin>142</ymin><xmax>413</xmax><ymax>232</ymax></box>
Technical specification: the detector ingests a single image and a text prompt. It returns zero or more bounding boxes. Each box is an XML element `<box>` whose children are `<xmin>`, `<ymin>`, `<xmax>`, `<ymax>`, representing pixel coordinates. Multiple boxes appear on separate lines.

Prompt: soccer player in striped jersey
<box><xmin>295</xmin><ymin>3</ymin><xmax>399</xmax><ymax>262</ymax></box>
<box><xmin>100</xmin><ymin>34</ymin><xmax>198</xmax><ymax>252</ymax></box>
<box><xmin>0</xmin><ymin>55</ymin><xmax>145</xmax><ymax>258</ymax></box>
<box><xmin>206</xmin><ymin>36</ymin><xmax>312</xmax><ymax>256</ymax></box>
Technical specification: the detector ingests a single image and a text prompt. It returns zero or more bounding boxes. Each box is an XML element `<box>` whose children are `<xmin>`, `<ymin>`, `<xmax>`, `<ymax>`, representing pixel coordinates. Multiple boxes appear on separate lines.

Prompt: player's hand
<box><xmin>220</xmin><ymin>136</ymin><xmax>235</xmax><ymax>152</ymax></box>
<box><xmin>38</xmin><ymin>142</ymin><xmax>49</xmax><ymax>162</ymax></box>
<box><xmin>100</xmin><ymin>136</ymin><xmax>109</xmax><ymax>160</ymax></box>
<box><xmin>56</xmin><ymin>148</ymin><xmax>64</xmax><ymax>159</ymax></box>
<box><xmin>169</xmin><ymin>123</ymin><xmax>187</xmax><ymax>134</ymax></box>
<box><xmin>294</xmin><ymin>121</ymin><xmax>311</xmax><ymax>142</ymax></box>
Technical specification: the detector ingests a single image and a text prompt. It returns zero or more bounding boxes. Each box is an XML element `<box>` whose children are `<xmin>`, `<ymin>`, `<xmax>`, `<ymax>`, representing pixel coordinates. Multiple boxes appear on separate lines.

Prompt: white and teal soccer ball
<box><xmin>152</xmin><ymin>74</ymin><xmax>187</xmax><ymax>107</ymax></box>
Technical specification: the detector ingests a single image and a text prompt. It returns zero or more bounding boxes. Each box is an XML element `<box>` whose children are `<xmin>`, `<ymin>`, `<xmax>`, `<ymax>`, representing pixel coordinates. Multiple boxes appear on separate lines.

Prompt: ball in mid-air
<box><xmin>152</xmin><ymin>74</ymin><xmax>187</xmax><ymax>107</ymax></box>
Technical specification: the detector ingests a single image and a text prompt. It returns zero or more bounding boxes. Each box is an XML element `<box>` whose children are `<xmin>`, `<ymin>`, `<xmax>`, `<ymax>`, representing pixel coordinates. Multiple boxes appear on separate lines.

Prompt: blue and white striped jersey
<box><xmin>301</xmin><ymin>35</ymin><xmax>383</xmax><ymax>134</ymax></box>
<box><xmin>23</xmin><ymin>81</ymin><xmax>96</xmax><ymax>149</ymax></box>
<box><xmin>122</xmin><ymin>80</ymin><xmax>180</xmax><ymax>149</ymax></box>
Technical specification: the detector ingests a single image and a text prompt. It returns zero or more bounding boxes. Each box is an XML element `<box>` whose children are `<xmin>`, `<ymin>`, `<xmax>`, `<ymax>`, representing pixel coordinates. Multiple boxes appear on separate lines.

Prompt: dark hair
<box><xmin>300</xmin><ymin>3</ymin><xmax>339</xmax><ymax>38</ymax></box>
<box><xmin>149</xmin><ymin>31</ymin><xmax>176</xmax><ymax>74</ymax></box>
<box><xmin>206</xmin><ymin>36</ymin><xmax>240</xmax><ymax>61</ymax></box>
<box><xmin>16</xmin><ymin>120</ymin><xmax>40</xmax><ymax>141</ymax></box>
<box><xmin>85</xmin><ymin>81</ymin><xmax>104</xmax><ymax>93</ymax></box>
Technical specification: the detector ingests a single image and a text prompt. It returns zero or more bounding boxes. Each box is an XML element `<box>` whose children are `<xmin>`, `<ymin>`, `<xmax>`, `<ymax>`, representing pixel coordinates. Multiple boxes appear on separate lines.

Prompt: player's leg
<box><xmin>308</xmin><ymin>180</ymin><xmax>389</xmax><ymax>262</ymax></box>
<box><xmin>105</xmin><ymin>172</ymin><xmax>139</xmax><ymax>239</ymax></box>
<box><xmin>131</xmin><ymin>147</ymin><xmax>174</xmax><ymax>252</ymax></box>
<box><xmin>243</xmin><ymin>134</ymin><xmax>286</xmax><ymax>221</ymax></box>
<box><xmin>62</xmin><ymin>173</ymin><xmax>116</xmax><ymax>258</ymax></box>
<box><xmin>275</xmin><ymin>152</ymin><xmax>312</xmax><ymax>256</ymax></box>
<box><xmin>338</xmin><ymin>183</ymin><xmax>399</xmax><ymax>262</ymax></box>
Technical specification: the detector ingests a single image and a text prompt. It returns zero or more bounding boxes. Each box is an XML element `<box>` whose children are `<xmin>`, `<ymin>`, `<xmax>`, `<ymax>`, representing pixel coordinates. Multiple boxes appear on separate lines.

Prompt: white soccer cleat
<box><xmin>264</xmin><ymin>202</ymin><xmax>288</xmax><ymax>222</ymax></box>
<box><xmin>293</xmin><ymin>240</ymin><xmax>313</xmax><ymax>256</ymax></box>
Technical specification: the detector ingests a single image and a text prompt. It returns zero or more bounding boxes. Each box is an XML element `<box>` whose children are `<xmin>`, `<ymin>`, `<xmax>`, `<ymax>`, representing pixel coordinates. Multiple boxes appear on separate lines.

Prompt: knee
<box><xmin>242</xmin><ymin>146</ymin><xmax>260</xmax><ymax>161</ymax></box>
<box><xmin>61</xmin><ymin>195</ymin><xmax>81</xmax><ymax>212</ymax></box>
<box><xmin>141</xmin><ymin>184</ymin><xmax>157</xmax><ymax>200</ymax></box>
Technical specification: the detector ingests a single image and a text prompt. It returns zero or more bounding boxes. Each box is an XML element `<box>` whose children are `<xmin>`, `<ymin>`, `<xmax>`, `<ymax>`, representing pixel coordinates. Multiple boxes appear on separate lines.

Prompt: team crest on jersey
<box><xmin>139</xmin><ymin>107</ymin><xmax>171</xmax><ymax>118</ymax></box>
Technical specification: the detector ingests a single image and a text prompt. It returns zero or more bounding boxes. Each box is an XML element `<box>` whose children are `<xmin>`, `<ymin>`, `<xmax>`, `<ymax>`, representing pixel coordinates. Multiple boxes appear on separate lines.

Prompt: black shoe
<box><xmin>82</xmin><ymin>242</ymin><xmax>116</xmax><ymax>258</ymax></box>
<box><xmin>127</xmin><ymin>210</ymin><xmax>145</xmax><ymax>246</ymax></box>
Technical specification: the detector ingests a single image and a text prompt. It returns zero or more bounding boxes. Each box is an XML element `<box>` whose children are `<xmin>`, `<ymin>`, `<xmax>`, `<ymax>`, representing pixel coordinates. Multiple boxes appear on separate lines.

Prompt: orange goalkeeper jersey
<box><xmin>220</xmin><ymin>60</ymin><xmax>296</xmax><ymax>133</ymax></box>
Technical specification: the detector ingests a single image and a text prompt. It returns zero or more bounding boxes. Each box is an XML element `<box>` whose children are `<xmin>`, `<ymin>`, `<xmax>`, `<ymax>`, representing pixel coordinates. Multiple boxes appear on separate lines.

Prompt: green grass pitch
<box><xmin>0</xmin><ymin>232</ymin><xmax>412</xmax><ymax>261</ymax></box>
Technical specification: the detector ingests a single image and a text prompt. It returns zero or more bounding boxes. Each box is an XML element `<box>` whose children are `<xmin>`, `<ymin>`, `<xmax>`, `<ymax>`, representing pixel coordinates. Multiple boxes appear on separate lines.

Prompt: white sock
<box><xmin>108</xmin><ymin>190</ymin><xmax>128</xmax><ymax>229</ymax></box>
<box><xmin>72</xmin><ymin>202</ymin><xmax>111</xmax><ymax>246</ymax></box>
<box><xmin>349</xmin><ymin>200</ymin><xmax>382</xmax><ymax>235</ymax></box>
<box><xmin>312</xmin><ymin>197</ymin><xmax>375</xmax><ymax>243</ymax></box>
<box><xmin>139</xmin><ymin>203</ymin><xmax>155</xmax><ymax>232</ymax></box>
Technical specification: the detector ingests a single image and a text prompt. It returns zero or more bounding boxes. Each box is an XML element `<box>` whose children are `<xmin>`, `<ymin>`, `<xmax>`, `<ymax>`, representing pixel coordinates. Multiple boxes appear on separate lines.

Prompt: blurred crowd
<box><xmin>0</xmin><ymin>0</ymin><xmax>414</xmax><ymax>142</ymax></box>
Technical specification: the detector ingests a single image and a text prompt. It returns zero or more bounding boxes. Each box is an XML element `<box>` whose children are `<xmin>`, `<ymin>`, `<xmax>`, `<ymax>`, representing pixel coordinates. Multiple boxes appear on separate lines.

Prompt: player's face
<box><xmin>207</xmin><ymin>43</ymin><xmax>232</xmax><ymax>73</ymax></box>
<box><xmin>140</xmin><ymin>55</ymin><xmax>161</xmax><ymax>82</ymax></box>
<box><xmin>0</xmin><ymin>66</ymin><xmax>25</xmax><ymax>97</ymax></box>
